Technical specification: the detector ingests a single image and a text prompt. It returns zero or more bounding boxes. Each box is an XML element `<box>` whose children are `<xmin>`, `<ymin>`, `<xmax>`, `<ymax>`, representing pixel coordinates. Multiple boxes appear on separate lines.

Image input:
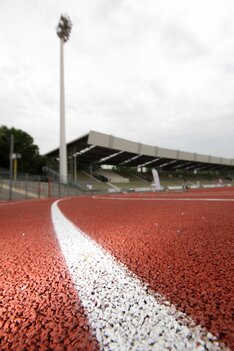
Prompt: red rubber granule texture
<box><xmin>59</xmin><ymin>188</ymin><xmax>234</xmax><ymax>350</ymax></box>
<box><xmin>0</xmin><ymin>200</ymin><xmax>99</xmax><ymax>351</ymax></box>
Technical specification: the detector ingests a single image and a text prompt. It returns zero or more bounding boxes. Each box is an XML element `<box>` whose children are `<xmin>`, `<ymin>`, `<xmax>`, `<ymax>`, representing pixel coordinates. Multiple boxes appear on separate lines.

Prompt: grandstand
<box><xmin>1</xmin><ymin>129</ymin><xmax>233</xmax><ymax>201</ymax></box>
<box><xmin>45</xmin><ymin>130</ymin><xmax>234</xmax><ymax>192</ymax></box>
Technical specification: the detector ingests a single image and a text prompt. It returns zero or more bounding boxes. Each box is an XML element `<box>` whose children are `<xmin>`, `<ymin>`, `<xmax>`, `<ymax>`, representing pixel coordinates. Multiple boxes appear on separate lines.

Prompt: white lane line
<box><xmin>51</xmin><ymin>200</ymin><xmax>227</xmax><ymax>351</ymax></box>
<box><xmin>92</xmin><ymin>196</ymin><xmax>234</xmax><ymax>202</ymax></box>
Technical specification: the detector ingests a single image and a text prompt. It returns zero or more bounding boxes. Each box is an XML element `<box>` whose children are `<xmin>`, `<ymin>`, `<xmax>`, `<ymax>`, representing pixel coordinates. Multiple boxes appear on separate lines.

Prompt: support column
<box><xmin>59</xmin><ymin>38</ymin><xmax>68</xmax><ymax>184</ymax></box>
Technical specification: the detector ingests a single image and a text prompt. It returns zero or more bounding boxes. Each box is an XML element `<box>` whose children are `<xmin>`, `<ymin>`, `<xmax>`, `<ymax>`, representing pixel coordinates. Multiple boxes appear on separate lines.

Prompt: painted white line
<box><xmin>92</xmin><ymin>196</ymin><xmax>234</xmax><ymax>202</ymax></box>
<box><xmin>51</xmin><ymin>200</ymin><xmax>227</xmax><ymax>351</ymax></box>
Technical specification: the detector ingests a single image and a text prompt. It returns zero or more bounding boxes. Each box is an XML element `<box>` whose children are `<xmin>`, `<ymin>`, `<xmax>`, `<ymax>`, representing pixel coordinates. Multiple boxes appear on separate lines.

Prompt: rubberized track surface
<box><xmin>0</xmin><ymin>200</ymin><xmax>98</xmax><ymax>351</ymax></box>
<box><xmin>0</xmin><ymin>188</ymin><xmax>234</xmax><ymax>350</ymax></box>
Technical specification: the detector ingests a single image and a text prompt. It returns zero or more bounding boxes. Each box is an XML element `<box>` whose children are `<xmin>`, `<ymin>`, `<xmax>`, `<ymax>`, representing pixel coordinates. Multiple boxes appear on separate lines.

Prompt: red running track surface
<box><xmin>59</xmin><ymin>188</ymin><xmax>234</xmax><ymax>350</ymax></box>
<box><xmin>0</xmin><ymin>199</ymin><xmax>99</xmax><ymax>351</ymax></box>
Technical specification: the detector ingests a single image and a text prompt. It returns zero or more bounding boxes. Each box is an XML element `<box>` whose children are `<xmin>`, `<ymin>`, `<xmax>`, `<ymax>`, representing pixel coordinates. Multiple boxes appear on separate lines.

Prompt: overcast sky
<box><xmin>1</xmin><ymin>0</ymin><xmax>234</xmax><ymax>158</ymax></box>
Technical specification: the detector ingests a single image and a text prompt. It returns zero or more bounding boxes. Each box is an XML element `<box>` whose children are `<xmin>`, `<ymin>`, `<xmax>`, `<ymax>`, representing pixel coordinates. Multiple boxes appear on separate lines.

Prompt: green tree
<box><xmin>0</xmin><ymin>125</ymin><xmax>46</xmax><ymax>174</ymax></box>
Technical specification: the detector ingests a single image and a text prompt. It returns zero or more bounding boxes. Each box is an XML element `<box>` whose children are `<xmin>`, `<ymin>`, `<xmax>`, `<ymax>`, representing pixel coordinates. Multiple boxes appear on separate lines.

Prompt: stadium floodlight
<box><xmin>56</xmin><ymin>14</ymin><xmax>72</xmax><ymax>184</ymax></box>
<box><xmin>56</xmin><ymin>14</ymin><xmax>72</xmax><ymax>42</ymax></box>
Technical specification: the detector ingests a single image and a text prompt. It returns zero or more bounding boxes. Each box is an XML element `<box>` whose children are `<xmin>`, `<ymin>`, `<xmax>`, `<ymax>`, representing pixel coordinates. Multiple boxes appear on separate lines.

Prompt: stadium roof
<box><xmin>45</xmin><ymin>130</ymin><xmax>234</xmax><ymax>172</ymax></box>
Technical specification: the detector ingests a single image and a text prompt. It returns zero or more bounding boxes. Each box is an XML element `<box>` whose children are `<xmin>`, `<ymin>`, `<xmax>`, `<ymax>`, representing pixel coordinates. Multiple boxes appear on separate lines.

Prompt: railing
<box><xmin>0</xmin><ymin>169</ymin><xmax>90</xmax><ymax>201</ymax></box>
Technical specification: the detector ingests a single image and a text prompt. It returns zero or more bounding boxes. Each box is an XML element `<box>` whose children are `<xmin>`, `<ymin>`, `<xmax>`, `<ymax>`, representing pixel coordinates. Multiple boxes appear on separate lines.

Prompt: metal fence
<box><xmin>0</xmin><ymin>170</ymin><xmax>90</xmax><ymax>202</ymax></box>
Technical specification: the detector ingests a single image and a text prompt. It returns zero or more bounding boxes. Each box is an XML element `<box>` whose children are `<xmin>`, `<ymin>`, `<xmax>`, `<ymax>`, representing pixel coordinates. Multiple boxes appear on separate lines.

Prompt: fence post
<box><xmin>9</xmin><ymin>134</ymin><xmax>14</xmax><ymax>201</ymax></box>
<box><xmin>38</xmin><ymin>176</ymin><xmax>41</xmax><ymax>199</ymax></box>
<box><xmin>48</xmin><ymin>177</ymin><xmax>51</xmax><ymax>198</ymax></box>
<box><xmin>58</xmin><ymin>181</ymin><xmax>61</xmax><ymax>198</ymax></box>
<box><xmin>67</xmin><ymin>184</ymin><xmax>70</xmax><ymax>197</ymax></box>
<box><xmin>25</xmin><ymin>173</ymin><xmax>28</xmax><ymax>199</ymax></box>
<box><xmin>90</xmin><ymin>164</ymin><xmax>93</xmax><ymax>196</ymax></box>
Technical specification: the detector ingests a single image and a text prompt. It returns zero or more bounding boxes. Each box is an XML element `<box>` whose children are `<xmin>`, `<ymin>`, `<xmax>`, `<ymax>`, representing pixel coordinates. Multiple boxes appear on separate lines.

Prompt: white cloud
<box><xmin>0</xmin><ymin>0</ymin><xmax>233</xmax><ymax>159</ymax></box>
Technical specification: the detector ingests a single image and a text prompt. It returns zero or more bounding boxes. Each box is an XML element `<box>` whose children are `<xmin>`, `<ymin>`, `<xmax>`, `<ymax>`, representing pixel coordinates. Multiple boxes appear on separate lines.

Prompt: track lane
<box><xmin>0</xmin><ymin>199</ymin><xmax>98</xmax><ymax>351</ymax></box>
<box><xmin>59</xmin><ymin>190</ymin><xmax>234</xmax><ymax>350</ymax></box>
<box><xmin>52</xmin><ymin>200</ymin><xmax>228</xmax><ymax>351</ymax></box>
<box><xmin>1</xmin><ymin>188</ymin><xmax>233</xmax><ymax>350</ymax></box>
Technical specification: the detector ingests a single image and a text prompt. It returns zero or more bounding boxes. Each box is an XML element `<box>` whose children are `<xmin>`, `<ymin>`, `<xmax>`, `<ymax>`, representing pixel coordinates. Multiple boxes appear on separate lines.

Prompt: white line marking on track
<box><xmin>51</xmin><ymin>200</ymin><xmax>228</xmax><ymax>351</ymax></box>
<box><xmin>92</xmin><ymin>196</ymin><xmax>234</xmax><ymax>202</ymax></box>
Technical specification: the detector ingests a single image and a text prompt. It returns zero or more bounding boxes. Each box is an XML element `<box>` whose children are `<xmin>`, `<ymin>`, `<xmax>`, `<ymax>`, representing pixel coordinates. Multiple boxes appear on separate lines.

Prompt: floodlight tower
<box><xmin>56</xmin><ymin>14</ymin><xmax>72</xmax><ymax>184</ymax></box>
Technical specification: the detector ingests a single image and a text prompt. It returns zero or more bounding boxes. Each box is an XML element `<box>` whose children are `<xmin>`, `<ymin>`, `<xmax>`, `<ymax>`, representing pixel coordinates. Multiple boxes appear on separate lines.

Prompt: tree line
<box><xmin>0</xmin><ymin>125</ymin><xmax>47</xmax><ymax>175</ymax></box>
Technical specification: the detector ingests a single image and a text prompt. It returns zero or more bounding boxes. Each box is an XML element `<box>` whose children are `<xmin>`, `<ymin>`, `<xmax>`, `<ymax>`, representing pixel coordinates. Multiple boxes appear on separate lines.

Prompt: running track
<box><xmin>0</xmin><ymin>188</ymin><xmax>233</xmax><ymax>350</ymax></box>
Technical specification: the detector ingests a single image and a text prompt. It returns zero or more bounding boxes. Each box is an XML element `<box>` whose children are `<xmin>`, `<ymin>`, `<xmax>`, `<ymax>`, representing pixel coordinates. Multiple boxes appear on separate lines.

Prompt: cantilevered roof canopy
<box><xmin>45</xmin><ymin>130</ymin><xmax>234</xmax><ymax>172</ymax></box>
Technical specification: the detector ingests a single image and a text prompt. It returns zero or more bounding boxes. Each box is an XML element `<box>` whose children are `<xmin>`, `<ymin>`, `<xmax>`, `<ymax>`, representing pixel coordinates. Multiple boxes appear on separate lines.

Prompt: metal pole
<box><xmin>13</xmin><ymin>158</ymin><xmax>17</xmax><ymax>181</ymax></box>
<box><xmin>48</xmin><ymin>177</ymin><xmax>51</xmax><ymax>198</ymax></box>
<box><xmin>38</xmin><ymin>176</ymin><xmax>41</xmax><ymax>199</ymax></box>
<box><xmin>25</xmin><ymin>173</ymin><xmax>28</xmax><ymax>199</ymax></box>
<box><xmin>90</xmin><ymin>163</ymin><xmax>93</xmax><ymax>196</ymax></box>
<box><xmin>59</xmin><ymin>38</ymin><xmax>68</xmax><ymax>184</ymax></box>
<box><xmin>74</xmin><ymin>154</ymin><xmax>77</xmax><ymax>184</ymax></box>
<box><xmin>9</xmin><ymin>134</ymin><xmax>14</xmax><ymax>201</ymax></box>
<box><xmin>58</xmin><ymin>180</ymin><xmax>61</xmax><ymax>198</ymax></box>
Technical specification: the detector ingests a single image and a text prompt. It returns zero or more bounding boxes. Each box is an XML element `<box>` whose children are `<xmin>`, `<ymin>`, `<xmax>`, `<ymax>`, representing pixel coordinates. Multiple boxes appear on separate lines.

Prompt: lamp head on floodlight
<box><xmin>56</xmin><ymin>14</ymin><xmax>72</xmax><ymax>42</ymax></box>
